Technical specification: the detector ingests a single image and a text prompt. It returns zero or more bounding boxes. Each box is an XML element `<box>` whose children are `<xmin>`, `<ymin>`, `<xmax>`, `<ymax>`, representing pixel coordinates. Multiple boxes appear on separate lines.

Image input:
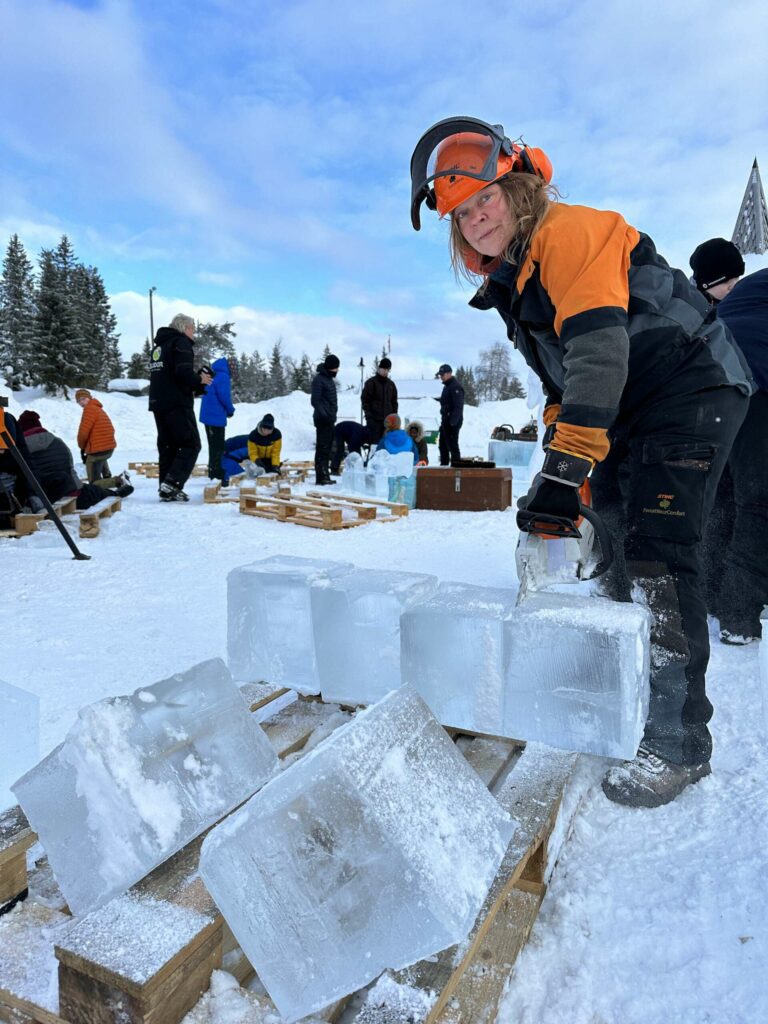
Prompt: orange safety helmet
<box><xmin>410</xmin><ymin>116</ymin><xmax>552</xmax><ymax>230</ymax></box>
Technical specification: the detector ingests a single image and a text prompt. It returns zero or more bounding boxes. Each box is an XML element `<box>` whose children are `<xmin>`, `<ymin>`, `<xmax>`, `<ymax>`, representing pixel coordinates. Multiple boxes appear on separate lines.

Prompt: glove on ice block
<box><xmin>200</xmin><ymin>686</ymin><xmax>514</xmax><ymax>1023</ymax></box>
<box><xmin>0</xmin><ymin>678</ymin><xmax>39</xmax><ymax>812</ymax></box>
<box><xmin>311</xmin><ymin>567</ymin><xmax>437</xmax><ymax>705</ymax></box>
<box><xmin>228</xmin><ymin>555</ymin><xmax>353</xmax><ymax>693</ymax></box>
<box><xmin>12</xmin><ymin>658</ymin><xmax>277</xmax><ymax>916</ymax></box>
<box><xmin>401</xmin><ymin>584</ymin><xmax>650</xmax><ymax>758</ymax></box>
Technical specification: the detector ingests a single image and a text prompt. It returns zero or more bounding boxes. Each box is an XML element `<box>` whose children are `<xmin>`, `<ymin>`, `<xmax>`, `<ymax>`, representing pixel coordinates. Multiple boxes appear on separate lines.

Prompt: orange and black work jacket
<box><xmin>469</xmin><ymin>203</ymin><xmax>752</xmax><ymax>466</ymax></box>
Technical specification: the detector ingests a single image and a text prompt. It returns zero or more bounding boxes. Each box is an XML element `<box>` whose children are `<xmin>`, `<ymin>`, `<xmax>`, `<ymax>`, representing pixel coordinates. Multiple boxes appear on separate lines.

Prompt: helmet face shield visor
<box><xmin>409</xmin><ymin>117</ymin><xmax>513</xmax><ymax>230</ymax></box>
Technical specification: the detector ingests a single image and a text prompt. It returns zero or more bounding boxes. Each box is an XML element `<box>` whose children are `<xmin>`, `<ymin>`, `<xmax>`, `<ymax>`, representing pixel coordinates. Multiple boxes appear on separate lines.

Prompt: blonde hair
<box><xmin>448</xmin><ymin>173</ymin><xmax>558</xmax><ymax>283</ymax></box>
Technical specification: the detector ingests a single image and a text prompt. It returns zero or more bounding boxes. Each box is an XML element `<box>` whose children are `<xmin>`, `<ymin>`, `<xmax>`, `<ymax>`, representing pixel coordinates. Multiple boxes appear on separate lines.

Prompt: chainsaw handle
<box><xmin>578</xmin><ymin>505</ymin><xmax>615</xmax><ymax>580</ymax></box>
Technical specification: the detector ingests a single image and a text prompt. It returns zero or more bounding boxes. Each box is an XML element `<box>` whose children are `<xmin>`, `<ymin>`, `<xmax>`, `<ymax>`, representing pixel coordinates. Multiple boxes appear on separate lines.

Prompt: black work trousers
<box><xmin>702</xmin><ymin>390</ymin><xmax>768</xmax><ymax>638</ymax></box>
<box><xmin>366</xmin><ymin>418</ymin><xmax>385</xmax><ymax>445</ymax></box>
<box><xmin>589</xmin><ymin>386</ymin><xmax>748</xmax><ymax>766</ymax></box>
<box><xmin>314</xmin><ymin>417</ymin><xmax>335</xmax><ymax>482</ymax></box>
<box><xmin>439</xmin><ymin>419</ymin><xmax>462</xmax><ymax>466</ymax></box>
<box><xmin>153</xmin><ymin>407</ymin><xmax>202</xmax><ymax>489</ymax></box>
<box><xmin>204</xmin><ymin>424</ymin><xmax>226</xmax><ymax>482</ymax></box>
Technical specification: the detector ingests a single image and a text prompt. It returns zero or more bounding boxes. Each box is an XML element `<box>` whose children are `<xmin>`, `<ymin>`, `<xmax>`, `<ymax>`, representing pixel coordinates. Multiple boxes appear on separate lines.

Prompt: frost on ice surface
<box><xmin>200</xmin><ymin>686</ymin><xmax>514</xmax><ymax>1023</ymax></box>
<box><xmin>227</xmin><ymin>555</ymin><xmax>353</xmax><ymax>694</ymax></box>
<box><xmin>402</xmin><ymin>584</ymin><xmax>650</xmax><ymax>758</ymax></box>
<box><xmin>0</xmin><ymin>678</ymin><xmax>40</xmax><ymax>812</ymax></box>
<box><xmin>311</xmin><ymin>567</ymin><xmax>437</xmax><ymax>705</ymax></box>
<box><xmin>12</xmin><ymin>658</ymin><xmax>278</xmax><ymax>916</ymax></box>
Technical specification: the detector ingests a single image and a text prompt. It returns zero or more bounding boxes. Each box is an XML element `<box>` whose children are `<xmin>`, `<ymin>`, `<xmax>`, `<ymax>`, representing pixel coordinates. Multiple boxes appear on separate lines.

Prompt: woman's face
<box><xmin>454</xmin><ymin>183</ymin><xmax>515</xmax><ymax>257</ymax></box>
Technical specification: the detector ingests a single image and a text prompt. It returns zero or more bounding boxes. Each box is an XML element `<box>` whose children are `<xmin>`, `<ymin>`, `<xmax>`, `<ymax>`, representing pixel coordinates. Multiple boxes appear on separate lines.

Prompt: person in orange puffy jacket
<box><xmin>75</xmin><ymin>389</ymin><xmax>117</xmax><ymax>482</ymax></box>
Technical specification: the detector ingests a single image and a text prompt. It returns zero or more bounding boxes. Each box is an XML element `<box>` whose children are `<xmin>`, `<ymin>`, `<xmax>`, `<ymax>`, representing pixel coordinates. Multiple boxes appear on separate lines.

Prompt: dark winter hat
<box><xmin>324</xmin><ymin>354</ymin><xmax>340</xmax><ymax>370</ymax></box>
<box><xmin>18</xmin><ymin>410</ymin><xmax>42</xmax><ymax>433</ymax></box>
<box><xmin>436</xmin><ymin>363</ymin><xmax>452</xmax><ymax>376</ymax></box>
<box><xmin>259</xmin><ymin>413</ymin><xmax>275</xmax><ymax>431</ymax></box>
<box><xmin>379</xmin><ymin>357</ymin><xmax>392</xmax><ymax>370</ymax></box>
<box><xmin>689</xmin><ymin>238</ymin><xmax>745</xmax><ymax>291</ymax></box>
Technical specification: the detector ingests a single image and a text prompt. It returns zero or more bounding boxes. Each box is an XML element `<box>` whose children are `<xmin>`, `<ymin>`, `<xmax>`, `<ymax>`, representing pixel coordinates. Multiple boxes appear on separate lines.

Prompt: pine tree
<box><xmin>455</xmin><ymin>365</ymin><xmax>478</xmax><ymax>405</ymax></box>
<box><xmin>125</xmin><ymin>352</ymin><xmax>146</xmax><ymax>378</ymax></box>
<box><xmin>195</xmin><ymin>321</ymin><xmax>237</xmax><ymax>371</ymax></box>
<box><xmin>34</xmin><ymin>245</ymin><xmax>80</xmax><ymax>394</ymax></box>
<box><xmin>293</xmin><ymin>353</ymin><xmax>313</xmax><ymax>393</ymax></box>
<box><xmin>499</xmin><ymin>373</ymin><xmax>525</xmax><ymax>400</ymax></box>
<box><xmin>250</xmin><ymin>350</ymin><xmax>269</xmax><ymax>402</ymax></box>
<box><xmin>0</xmin><ymin>234</ymin><xmax>37</xmax><ymax>389</ymax></box>
<box><xmin>268</xmin><ymin>340</ymin><xmax>286</xmax><ymax>398</ymax></box>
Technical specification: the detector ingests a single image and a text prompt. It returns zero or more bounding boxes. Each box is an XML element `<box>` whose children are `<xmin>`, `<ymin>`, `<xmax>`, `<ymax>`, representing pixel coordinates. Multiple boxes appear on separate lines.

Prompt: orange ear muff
<box><xmin>519</xmin><ymin>146</ymin><xmax>553</xmax><ymax>183</ymax></box>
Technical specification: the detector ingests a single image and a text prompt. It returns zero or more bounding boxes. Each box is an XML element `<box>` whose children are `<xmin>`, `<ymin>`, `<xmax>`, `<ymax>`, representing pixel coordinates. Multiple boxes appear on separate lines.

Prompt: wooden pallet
<box><xmin>10</xmin><ymin>497</ymin><xmax>78</xmax><ymax>538</ymax></box>
<box><xmin>76</xmin><ymin>496</ymin><xmax>122</xmax><ymax>538</ymax></box>
<box><xmin>239</xmin><ymin>490</ymin><xmax>408</xmax><ymax>530</ymax></box>
<box><xmin>128</xmin><ymin>463</ymin><xmax>208</xmax><ymax>479</ymax></box>
<box><xmin>0</xmin><ymin>695</ymin><xmax>580</xmax><ymax>1024</ymax></box>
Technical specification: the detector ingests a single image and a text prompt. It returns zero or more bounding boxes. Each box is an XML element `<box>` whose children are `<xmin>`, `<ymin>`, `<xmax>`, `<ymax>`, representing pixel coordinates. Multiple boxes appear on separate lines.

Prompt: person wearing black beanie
<box><xmin>689</xmin><ymin>238</ymin><xmax>745</xmax><ymax>301</ymax></box>
<box><xmin>362</xmin><ymin>356</ymin><xmax>398</xmax><ymax>443</ymax></box>
<box><xmin>690</xmin><ymin>238</ymin><xmax>768</xmax><ymax>646</ymax></box>
<box><xmin>311</xmin><ymin>354</ymin><xmax>340</xmax><ymax>484</ymax></box>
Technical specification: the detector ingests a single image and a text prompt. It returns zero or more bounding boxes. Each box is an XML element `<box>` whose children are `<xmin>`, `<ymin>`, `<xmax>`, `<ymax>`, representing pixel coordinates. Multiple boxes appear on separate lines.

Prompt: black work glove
<box><xmin>80</xmin><ymin>450</ymin><xmax>87</xmax><ymax>463</ymax></box>
<box><xmin>517</xmin><ymin>475</ymin><xmax>581</xmax><ymax>525</ymax></box>
<box><xmin>516</xmin><ymin>447</ymin><xmax>591</xmax><ymax>529</ymax></box>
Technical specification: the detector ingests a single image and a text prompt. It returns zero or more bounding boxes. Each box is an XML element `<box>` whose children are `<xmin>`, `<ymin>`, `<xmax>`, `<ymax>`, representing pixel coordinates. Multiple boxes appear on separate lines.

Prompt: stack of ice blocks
<box><xmin>12</xmin><ymin>658</ymin><xmax>277</xmax><ymax>915</ymax></box>
<box><xmin>488</xmin><ymin>438</ymin><xmax>539</xmax><ymax>497</ymax></box>
<box><xmin>228</xmin><ymin>556</ymin><xmax>353</xmax><ymax>693</ymax></box>
<box><xmin>311</xmin><ymin>568</ymin><xmax>437</xmax><ymax>705</ymax></box>
<box><xmin>401</xmin><ymin>583</ymin><xmax>650</xmax><ymax>758</ymax></box>
<box><xmin>0</xmin><ymin>678</ymin><xmax>40</xmax><ymax>812</ymax></box>
<box><xmin>200</xmin><ymin>686</ymin><xmax>514</xmax><ymax>1022</ymax></box>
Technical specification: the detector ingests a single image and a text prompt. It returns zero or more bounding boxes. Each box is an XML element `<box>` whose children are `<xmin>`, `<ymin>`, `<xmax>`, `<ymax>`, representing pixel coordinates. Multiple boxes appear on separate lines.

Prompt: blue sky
<box><xmin>1</xmin><ymin>0</ymin><xmax>767</xmax><ymax>384</ymax></box>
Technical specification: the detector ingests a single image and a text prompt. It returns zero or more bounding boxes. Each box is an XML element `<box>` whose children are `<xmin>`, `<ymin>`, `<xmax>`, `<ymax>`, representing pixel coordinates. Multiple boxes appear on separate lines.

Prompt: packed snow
<box><xmin>1</xmin><ymin>380</ymin><xmax>766</xmax><ymax>1023</ymax></box>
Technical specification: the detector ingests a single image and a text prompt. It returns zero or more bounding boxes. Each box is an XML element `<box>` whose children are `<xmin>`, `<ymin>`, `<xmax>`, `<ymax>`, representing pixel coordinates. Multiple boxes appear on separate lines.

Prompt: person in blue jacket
<box><xmin>690</xmin><ymin>238</ymin><xmax>766</xmax><ymax>643</ymax></box>
<box><xmin>199</xmin><ymin>357</ymin><xmax>235</xmax><ymax>483</ymax></box>
<box><xmin>376</xmin><ymin>414</ymin><xmax>418</xmax><ymax>462</ymax></box>
<box><xmin>220</xmin><ymin>434</ymin><xmax>248</xmax><ymax>485</ymax></box>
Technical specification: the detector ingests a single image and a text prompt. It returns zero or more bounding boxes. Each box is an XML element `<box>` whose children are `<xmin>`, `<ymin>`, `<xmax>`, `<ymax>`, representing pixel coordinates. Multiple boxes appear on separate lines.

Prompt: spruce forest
<box><xmin>0</xmin><ymin>233</ymin><xmax>524</xmax><ymax>404</ymax></box>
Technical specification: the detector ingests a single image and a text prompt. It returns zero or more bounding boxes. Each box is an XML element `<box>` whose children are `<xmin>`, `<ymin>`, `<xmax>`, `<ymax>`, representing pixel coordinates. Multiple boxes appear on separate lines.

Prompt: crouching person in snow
<box><xmin>17</xmin><ymin>411</ymin><xmax>133</xmax><ymax>510</ymax></box>
<box><xmin>376</xmin><ymin>414</ymin><xmax>418</xmax><ymax>462</ymax></box>
<box><xmin>330</xmin><ymin>420</ymin><xmax>372</xmax><ymax>474</ymax></box>
<box><xmin>246</xmin><ymin>414</ymin><xmax>282</xmax><ymax>476</ymax></box>
<box><xmin>75</xmin><ymin>389</ymin><xmax>117</xmax><ymax>483</ymax></box>
<box><xmin>410</xmin><ymin>116</ymin><xmax>751</xmax><ymax>807</ymax></box>
<box><xmin>0</xmin><ymin>407</ymin><xmax>35</xmax><ymax>527</ymax></box>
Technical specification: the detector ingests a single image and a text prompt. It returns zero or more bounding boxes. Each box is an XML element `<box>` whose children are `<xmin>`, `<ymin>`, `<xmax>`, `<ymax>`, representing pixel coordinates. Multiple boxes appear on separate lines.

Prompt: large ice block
<box><xmin>401</xmin><ymin>582</ymin><xmax>517</xmax><ymax>736</ymax></box>
<box><xmin>200</xmin><ymin>686</ymin><xmax>513</xmax><ymax>1023</ymax></box>
<box><xmin>311</xmin><ymin>568</ymin><xmax>437</xmax><ymax>705</ymax></box>
<box><xmin>12</xmin><ymin>658</ymin><xmax>277</xmax><ymax>916</ymax></box>
<box><xmin>505</xmin><ymin>592</ymin><xmax>650</xmax><ymax>758</ymax></box>
<box><xmin>227</xmin><ymin>556</ymin><xmax>353</xmax><ymax>693</ymax></box>
<box><xmin>0</xmin><ymin>679</ymin><xmax>39</xmax><ymax>812</ymax></box>
<box><xmin>401</xmin><ymin>583</ymin><xmax>650</xmax><ymax>757</ymax></box>
<box><xmin>488</xmin><ymin>438</ymin><xmax>538</xmax><ymax>471</ymax></box>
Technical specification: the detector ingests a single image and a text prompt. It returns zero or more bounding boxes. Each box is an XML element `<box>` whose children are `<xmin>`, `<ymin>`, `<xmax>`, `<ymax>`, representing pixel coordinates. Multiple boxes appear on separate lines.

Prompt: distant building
<box><xmin>107</xmin><ymin>378</ymin><xmax>150</xmax><ymax>396</ymax></box>
<box><xmin>732</xmin><ymin>159</ymin><xmax>768</xmax><ymax>256</ymax></box>
<box><xmin>390</xmin><ymin>378</ymin><xmax>444</xmax><ymax>400</ymax></box>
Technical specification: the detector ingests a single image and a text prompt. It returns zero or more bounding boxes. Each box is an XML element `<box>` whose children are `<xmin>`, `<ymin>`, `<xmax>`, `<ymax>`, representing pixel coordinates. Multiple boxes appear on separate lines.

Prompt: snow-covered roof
<box><xmin>108</xmin><ymin>378</ymin><xmax>150</xmax><ymax>393</ymax></box>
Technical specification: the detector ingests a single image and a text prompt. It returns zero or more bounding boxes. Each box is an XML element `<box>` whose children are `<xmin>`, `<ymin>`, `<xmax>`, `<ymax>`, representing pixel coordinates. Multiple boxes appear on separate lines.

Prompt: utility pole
<box><xmin>149</xmin><ymin>286</ymin><xmax>157</xmax><ymax>342</ymax></box>
<box><xmin>387</xmin><ymin>334</ymin><xmax>391</xmax><ymax>354</ymax></box>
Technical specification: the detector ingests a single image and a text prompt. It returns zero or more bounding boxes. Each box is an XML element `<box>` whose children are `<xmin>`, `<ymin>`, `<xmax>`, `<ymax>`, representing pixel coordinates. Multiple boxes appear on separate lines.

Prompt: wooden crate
<box><xmin>0</xmin><ymin>693</ymin><xmax>579</xmax><ymax>1024</ymax></box>
<box><xmin>415</xmin><ymin>467</ymin><xmax>513</xmax><ymax>512</ymax></box>
<box><xmin>0</xmin><ymin>806</ymin><xmax>36</xmax><ymax>914</ymax></box>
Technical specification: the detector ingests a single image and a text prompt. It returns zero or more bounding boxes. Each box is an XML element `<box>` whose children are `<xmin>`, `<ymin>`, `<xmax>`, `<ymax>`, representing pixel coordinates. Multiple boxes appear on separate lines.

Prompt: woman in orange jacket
<box><xmin>75</xmin><ymin>389</ymin><xmax>117</xmax><ymax>482</ymax></box>
<box><xmin>410</xmin><ymin>117</ymin><xmax>751</xmax><ymax>808</ymax></box>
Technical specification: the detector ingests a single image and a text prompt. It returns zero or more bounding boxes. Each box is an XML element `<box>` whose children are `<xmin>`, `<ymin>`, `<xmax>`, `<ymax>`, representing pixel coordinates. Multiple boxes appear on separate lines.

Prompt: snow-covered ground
<box><xmin>1</xmin><ymin>382</ymin><xmax>766</xmax><ymax>1023</ymax></box>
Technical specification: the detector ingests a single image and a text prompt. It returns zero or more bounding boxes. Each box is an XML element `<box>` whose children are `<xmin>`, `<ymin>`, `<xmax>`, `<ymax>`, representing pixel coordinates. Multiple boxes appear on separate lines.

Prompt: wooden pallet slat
<box><xmin>77</xmin><ymin>496</ymin><xmax>122</xmax><ymax>538</ymax></box>
<box><xmin>0</xmin><ymin>806</ymin><xmax>36</xmax><ymax>912</ymax></box>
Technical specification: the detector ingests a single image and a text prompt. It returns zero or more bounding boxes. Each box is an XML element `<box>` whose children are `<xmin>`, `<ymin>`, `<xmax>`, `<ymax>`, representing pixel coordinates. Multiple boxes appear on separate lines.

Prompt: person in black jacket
<box><xmin>330</xmin><ymin>420</ymin><xmax>371</xmax><ymax>474</ymax></box>
<box><xmin>361</xmin><ymin>357</ymin><xmax>398</xmax><ymax>443</ymax></box>
<box><xmin>691</xmin><ymin>239</ymin><xmax>767</xmax><ymax>644</ymax></box>
<box><xmin>311</xmin><ymin>354</ymin><xmax>340</xmax><ymax>484</ymax></box>
<box><xmin>0</xmin><ymin>408</ymin><xmax>34</xmax><ymax>527</ymax></box>
<box><xmin>436</xmin><ymin>364</ymin><xmax>464</xmax><ymax>465</ymax></box>
<box><xmin>16</xmin><ymin>411</ymin><xmax>132</xmax><ymax>509</ymax></box>
<box><xmin>148</xmin><ymin>314</ymin><xmax>213</xmax><ymax>502</ymax></box>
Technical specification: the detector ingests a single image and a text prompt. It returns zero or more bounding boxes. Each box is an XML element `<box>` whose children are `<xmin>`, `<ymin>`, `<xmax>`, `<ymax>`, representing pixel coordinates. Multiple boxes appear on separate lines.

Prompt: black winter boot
<box><xmin>601</xmin><ymin>745</ymin><xmax>711</xmax><ymax>808</ymax></box>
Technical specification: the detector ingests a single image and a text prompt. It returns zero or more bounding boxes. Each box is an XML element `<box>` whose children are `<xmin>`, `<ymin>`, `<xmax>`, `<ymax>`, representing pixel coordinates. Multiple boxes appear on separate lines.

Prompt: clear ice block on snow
<box><xmin>0</xmin><ymin>678</ymin><xmax>40</xmax><ymax>812</ymax></box>
<box><xmin>401</xmin><ymin>583</ymin><xmax>650</xmax><ymax>758</ymax></box>
<box><xmin>200</xmin><ymin>685</ymin><xmax>513</xmax><ymax>1023</ymax></box>
<box><xmin>227</xmin><ymin>556</ymin><xmax>353</xmax><ymax>693</ymax></box>
<box><xmin>12</xmin><ymin>658</ymin><xmax>277</xmax><ymax>916</ymax></box>
<box><xmin>311</xmin><ymin>568</ymin><xmax>437</xmax><ymax>705</ymax></box>
<box><xmin>505</xmin><ymin>592</ymin><xmax>650</xmax><ymax>758</ymax></box>
<box><xmin>401</xmin><ymin>582</ymin><xmax>518</xmax><ymax>737</ymax></box>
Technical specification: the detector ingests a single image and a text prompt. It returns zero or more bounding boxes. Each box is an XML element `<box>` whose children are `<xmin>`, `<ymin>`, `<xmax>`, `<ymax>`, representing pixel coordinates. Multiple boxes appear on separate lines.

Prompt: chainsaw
<box><xmin>515</xmin><ymin>480</ymin><xmax>614</xmax><ymax>605</ymax></box>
